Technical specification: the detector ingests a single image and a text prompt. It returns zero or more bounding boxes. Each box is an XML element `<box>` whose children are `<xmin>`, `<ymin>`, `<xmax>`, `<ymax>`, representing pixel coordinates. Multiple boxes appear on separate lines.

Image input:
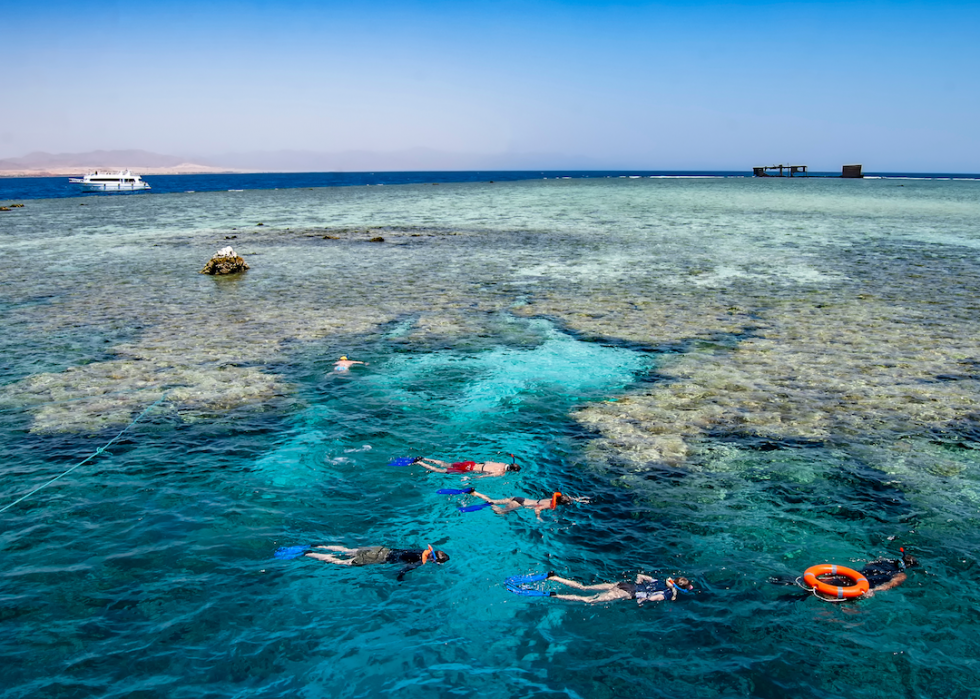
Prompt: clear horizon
<box><xmin>2</xmin><ymin>0</ymin><xmax>978</xmax><ymax>172</ymax></box>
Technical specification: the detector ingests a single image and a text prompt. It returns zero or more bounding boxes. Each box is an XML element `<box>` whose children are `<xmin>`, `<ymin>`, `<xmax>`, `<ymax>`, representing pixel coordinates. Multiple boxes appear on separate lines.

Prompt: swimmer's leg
<box><xmin>417</xmin><ymin>458</ymin><xmax>450</xmax><ymax>473</ymax></box>
<box><xmin>472</xmin><ymin>492</ymin><xmax>516</xmax><ymax>506</ymax></box>
<box><xmin>548</xmin><ymin>575</ymin><xmax>617</xmax><ymax>591</ymax></box>
<box><xmin>552</xmin><ymin>589</ymin><xmax>629</xmax><ymax>604</ymax></box>
<box><xmin>305</xmin><ymin>552</ymin><xmax>354</xmax><ymax>565</ymax></box>
<box><xmin>490</xmin><ymin>499</ymin><xmax>522</xmax><ymax>515</ymax></box>
<box><xmin>312</xmin><ymin>545</ymin><xmax>354</xmax><ymax>553</ymax></box>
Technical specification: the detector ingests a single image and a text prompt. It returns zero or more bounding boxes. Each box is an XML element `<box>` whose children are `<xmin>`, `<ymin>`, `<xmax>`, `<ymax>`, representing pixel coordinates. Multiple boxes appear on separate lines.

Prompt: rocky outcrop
<box><xmin>200</xmin><ymin>246</ymin><xmax>250</xmax><ymax>275</ymax></box>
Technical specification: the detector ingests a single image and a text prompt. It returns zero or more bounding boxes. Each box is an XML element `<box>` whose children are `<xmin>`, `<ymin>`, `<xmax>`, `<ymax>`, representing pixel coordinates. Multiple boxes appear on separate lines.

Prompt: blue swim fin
<box><xmin>506</xmin><ymin>572</ymin><xmax>551</xmax><ymax>585</ymax></box>
<box><xmin>273</xmin><ymin>545</ymin><xmax>310</xmax><ymax>560</ymax></box>
<box><xmin>506</xmin><ymin>584</ymin><xmax>554</xmax><ymax>597</ymax></box>
<box><xmin>389</xmin><ymin>457</ymin><xmax>417</xmax><ymax>467</ymax></box>
<box><xmin>458</xmin><ymin>502</ymin><xmax>492</xmax><ymax>513</ymax></box>
<box><xmin>438</xmin><ymin>488</ymin><xmax>475</xmax><ymax>495</ymax></box>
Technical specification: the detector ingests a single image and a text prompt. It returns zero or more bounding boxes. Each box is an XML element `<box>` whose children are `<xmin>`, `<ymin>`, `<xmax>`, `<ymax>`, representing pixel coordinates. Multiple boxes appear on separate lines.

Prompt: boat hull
<box><xmin>73</xmin><ymin>182</ymin><xmax>151</xmax><ymax>192</ymax></box>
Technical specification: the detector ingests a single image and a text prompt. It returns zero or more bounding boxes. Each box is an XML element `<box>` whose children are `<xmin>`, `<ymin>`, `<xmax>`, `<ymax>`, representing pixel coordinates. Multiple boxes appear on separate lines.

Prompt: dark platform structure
<box><xmin>752</xmin><ymin>163</ymin><xmax>866</xmax><ymax>179</ymax></box>
<box><xmin>753</xmin><ymin>164</ymin><xmax>808</xmax><ymax>177</ymax></box>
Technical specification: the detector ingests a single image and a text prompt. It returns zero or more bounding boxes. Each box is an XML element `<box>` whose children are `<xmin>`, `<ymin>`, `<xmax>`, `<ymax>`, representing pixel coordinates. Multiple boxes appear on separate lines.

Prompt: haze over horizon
<box><xmin>3</xmin><ymin>0</ymin><xmax>978</xmax><ymax>172</ymax></box>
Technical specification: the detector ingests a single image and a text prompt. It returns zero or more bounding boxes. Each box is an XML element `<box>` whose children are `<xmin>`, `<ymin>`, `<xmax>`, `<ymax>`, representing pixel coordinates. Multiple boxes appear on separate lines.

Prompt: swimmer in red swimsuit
<box><xmin>414</xmin><ymin>456</ymin><xmax>521</xmax><ymax>477</ymax></box>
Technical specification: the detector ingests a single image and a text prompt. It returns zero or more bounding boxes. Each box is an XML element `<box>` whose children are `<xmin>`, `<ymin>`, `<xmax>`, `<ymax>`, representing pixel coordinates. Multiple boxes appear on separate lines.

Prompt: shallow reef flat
<box><xmin>2</xmin><ymin>178</ymin><xmax>979</xmax><ymax>464</ymax></box>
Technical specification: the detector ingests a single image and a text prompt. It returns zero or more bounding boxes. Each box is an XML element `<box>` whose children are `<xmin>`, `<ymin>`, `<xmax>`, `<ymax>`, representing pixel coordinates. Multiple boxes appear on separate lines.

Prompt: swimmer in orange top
<box><xmin>414</xmin><ymin>456</ymin><xmax>521</xmax><ymax>477</ymax></box>
<box><xmin>468</xmin><ymin>490</ymin><xmax>590</xmax><ymax>520</ymax></box>
<box><xmin>333</xmin><ymin>355</ymin><xmax>368</xmax><ymax>373</ymax></box>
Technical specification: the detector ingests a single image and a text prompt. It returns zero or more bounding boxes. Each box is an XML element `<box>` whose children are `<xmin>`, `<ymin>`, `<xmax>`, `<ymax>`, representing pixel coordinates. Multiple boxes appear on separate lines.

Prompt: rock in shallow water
<box><xmin>200</xmin><ymin>246</ymin><xmax>250</xmax><ymax>275</ymax></box>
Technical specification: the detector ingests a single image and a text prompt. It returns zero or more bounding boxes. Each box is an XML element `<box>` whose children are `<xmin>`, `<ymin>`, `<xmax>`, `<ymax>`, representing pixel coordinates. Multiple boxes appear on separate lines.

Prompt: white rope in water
<box><xmin>794</xmin><ymin>575</ymin><xmax>852</xmax><ymax>603</ymax></box>
<box><xmin>0</xmin><ymin>393</ymin><xmax>168</xmax><ymax>515</ymax></box>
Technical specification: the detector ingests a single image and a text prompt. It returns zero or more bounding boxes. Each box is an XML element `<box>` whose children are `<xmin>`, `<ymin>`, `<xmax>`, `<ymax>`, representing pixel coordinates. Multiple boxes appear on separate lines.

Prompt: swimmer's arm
<box><xmin>635</xmin><ymin>574</ymin><xmax>654</xmax><ymax>584</ymax></box>
<box><xmin>867</xmin><ymin>572</ymin><xmax>907</xmax><ymax>596</ymax></box>
<box><xmin>639</xmin><ymin>591</ymin><xmax>667</xmax><ymax>604</ymax></box>
<box><xmin>396</xmin><ymin>562</ymin><xmax>422</xmax><ymax>581</ymax></box>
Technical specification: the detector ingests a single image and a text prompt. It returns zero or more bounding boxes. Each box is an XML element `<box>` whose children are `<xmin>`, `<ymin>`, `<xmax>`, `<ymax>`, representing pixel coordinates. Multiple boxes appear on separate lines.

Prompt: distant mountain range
<box><xmin>0</xmin><ymin>148</ymin><xmax>607</xmax><ymax>175</ymax></box>
<box><xmin>0</xmin><ymin>150</ymin><xmax>190</xmax><ymax>170</ymax></box>
<box><xmin>0</xmin><ymin>150</ymin><xmax>240</xmax><ymax>175</ymax></box>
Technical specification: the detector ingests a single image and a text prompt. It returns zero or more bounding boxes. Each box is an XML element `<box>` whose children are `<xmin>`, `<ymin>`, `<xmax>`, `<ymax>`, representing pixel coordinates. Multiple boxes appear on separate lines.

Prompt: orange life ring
<box><xmin>803</xmin><ymin>564</ymin><xmax>869</xmax><ymax>599</ymax></box>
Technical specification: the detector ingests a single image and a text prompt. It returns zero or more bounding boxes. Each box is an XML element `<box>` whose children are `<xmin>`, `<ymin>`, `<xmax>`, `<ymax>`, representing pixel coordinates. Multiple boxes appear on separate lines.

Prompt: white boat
<box><xmin>69</xmin><ymin>170</ymin><xmax>151</xmax><ymax>192</ymax></box>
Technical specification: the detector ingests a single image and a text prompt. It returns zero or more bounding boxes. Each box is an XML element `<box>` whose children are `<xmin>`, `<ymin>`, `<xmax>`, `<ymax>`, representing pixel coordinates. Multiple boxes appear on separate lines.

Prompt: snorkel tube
<box><xmin>421</xmin><ymin>544</ymin><xmax>435</xmax><ymax>565</ymax></box>
<box><xmin>550</xmin><ymin>492</ymin><xmax>562</xmax><ymax>510</ymax></box>
<box><xmin>667</xmin><ymin>577</ymin><xmax>695</xmax><ymax>595</ymax></box>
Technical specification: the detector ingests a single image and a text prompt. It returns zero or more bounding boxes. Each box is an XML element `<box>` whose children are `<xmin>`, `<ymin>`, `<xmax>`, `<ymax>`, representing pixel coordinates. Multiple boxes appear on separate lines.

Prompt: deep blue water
<box><xmin>1</xmin><ymin>170</ymin><xmax>741</xmax><ymax>201</ymax></box>
<box><xmin>3</xmin><ymin>170</ymin><xmax>978</xmax><ymax>203</ymax></box>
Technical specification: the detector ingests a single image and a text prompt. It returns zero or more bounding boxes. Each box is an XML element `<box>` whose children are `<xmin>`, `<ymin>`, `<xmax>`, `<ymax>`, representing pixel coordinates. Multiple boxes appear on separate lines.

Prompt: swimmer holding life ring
<box><xmin>800</xmin><ymin>550</ymin><xmax>918</xmax><ymax>601</ymax></box>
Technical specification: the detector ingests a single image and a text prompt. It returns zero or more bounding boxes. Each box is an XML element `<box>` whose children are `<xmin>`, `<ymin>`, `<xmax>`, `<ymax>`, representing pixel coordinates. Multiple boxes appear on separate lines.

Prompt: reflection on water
<box><xmin>1</xmin><ymin>177</ymin><xmax>980</xmax><ymax>698</ymax></box>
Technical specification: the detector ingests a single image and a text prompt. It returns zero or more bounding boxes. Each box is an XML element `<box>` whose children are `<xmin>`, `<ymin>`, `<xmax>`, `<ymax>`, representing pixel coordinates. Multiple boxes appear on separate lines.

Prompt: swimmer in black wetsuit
<box><xmin>842</xmin><ymin>553</ymin><xmax>918</xmax><ymax>598</ymax></box>
<box><xmin>770</xmin><ymin>552</ymin><xmax>918</xmax><ymax>599</ymax></box>
<box><xmin>543</xmin><ymin>572</ymin><xmax>693</xmax><ymax>605</ymax></box>
<box><xmin>306</xmin><ymin>544</ymin><xmax>449</xmax><ymax>580</ymax></box>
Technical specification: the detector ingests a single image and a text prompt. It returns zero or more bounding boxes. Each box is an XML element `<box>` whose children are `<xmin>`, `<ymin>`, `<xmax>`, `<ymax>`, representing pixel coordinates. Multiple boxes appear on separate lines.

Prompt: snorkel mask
<box><xmin>667</xmin><ymin>577</ymin><xmax>695</xmax><ymax>594</ymax></box>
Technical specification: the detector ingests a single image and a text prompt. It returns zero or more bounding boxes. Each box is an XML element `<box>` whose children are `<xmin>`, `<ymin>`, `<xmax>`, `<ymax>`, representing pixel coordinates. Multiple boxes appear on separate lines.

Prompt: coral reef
<box><xmin>200</xmin><ymin>246</ymin><xmax>250</xmax><ymax>275</ymax></box>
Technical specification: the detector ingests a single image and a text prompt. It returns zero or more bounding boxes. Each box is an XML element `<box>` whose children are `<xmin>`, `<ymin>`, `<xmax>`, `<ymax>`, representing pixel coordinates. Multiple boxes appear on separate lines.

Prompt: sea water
<box><xmin>1</xmin><ymin>177</ymin><xmax>980</xmax><ymax>698</ymax></box>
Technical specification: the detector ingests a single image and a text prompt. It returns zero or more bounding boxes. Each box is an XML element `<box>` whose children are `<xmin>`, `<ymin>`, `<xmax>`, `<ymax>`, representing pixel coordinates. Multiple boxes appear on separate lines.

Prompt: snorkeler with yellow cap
<box><xmin>333</xmin><ymin>355</ymin><xmax>368</xmax><ymax>373</ymax></box>
<box><xmin>304</xmin><ymin>544</ymin><xmax>449</xmax><ymax>580</ymax></box>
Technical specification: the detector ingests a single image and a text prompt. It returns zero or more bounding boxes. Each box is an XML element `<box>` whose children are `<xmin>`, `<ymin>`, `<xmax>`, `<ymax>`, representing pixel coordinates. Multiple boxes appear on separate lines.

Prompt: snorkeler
<box><xmin>771</xmin><ymin>550</ymin><xmax>918</xmax><ymax>600</ymax></box>
<box><xmin>830</xmin><ymin>552</ymin><xmax>918</xmax><ymax>598</ymax></box>
<box><xmin>466</xmin><ymin>490</ymin><xmax>590</xmax><ymax>520</ymax></box>
<box><xmin>333</xmin><ymin>355</ymin><xmax>368</xmax><ymax>372</ymax></box>
<box><xmin>304</xmin><ymin>544</ymin><xmax>449</xmax><ymax>581</ymax></box>
<box><xmin>414</xmin><ymin>455</ymin><xmax>521</xmax><ymax>477</ymax></box>
<box><xmin>507</xmin><ymin>571</ymin><xmax>694</xmax><ymax>605</ymax></box>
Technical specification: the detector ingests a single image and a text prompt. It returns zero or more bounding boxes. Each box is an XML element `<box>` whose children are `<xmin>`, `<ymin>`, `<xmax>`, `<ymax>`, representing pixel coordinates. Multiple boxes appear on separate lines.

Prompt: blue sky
<box><xmin>2</xmin><ymin>0</ymin><xmax>977</xmax><ymax>170</ymax></box>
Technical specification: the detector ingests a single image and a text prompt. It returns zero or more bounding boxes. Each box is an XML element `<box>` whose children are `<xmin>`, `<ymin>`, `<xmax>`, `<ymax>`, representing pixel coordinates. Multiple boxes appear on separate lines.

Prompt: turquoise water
<box><xmin>2</xmin><ymin>177</ymin><xmax>980</xmax><ymax>697</ymax></box>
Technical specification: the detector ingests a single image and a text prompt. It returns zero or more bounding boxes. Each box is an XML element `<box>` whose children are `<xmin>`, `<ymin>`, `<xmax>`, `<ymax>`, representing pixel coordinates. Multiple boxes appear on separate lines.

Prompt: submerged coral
<box><xmin>3</xmin><ymin>179</ymin><xmax>980</xmax><ymax>451</ymax></box>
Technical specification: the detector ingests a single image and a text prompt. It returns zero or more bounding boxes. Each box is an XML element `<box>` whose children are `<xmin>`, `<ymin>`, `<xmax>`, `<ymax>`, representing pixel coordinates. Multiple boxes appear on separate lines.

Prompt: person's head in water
<box><xmin>340</xmin><ymin>355</ymin><xmax>347</xmax><ymax>361</ymax></box>
<box><xmin>672</xmin><ymin>576</ymin><xmax>693</xmax><ymax>590</ymax></box>
<box><xmin>507</xmin><ymin>463</ymin><xmax>521</xmax><ymax>472</ymax></box>
<box><xmin>902</xmin><ymin>553</ymin><xmax>918</xmax><ymax>568</ymax></box>
<box><xmin>434</xmin><ymin>551</ymin><xmax>450</xmax><ymax>564</ymax></box>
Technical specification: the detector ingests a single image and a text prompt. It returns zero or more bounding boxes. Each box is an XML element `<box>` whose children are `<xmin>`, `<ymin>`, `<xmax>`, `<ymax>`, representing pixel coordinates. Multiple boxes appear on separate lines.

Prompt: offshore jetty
<box><xmin>753</xmin><ymin>163</ymin><xmax>863</xmax><ymax>178</ymax></box>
